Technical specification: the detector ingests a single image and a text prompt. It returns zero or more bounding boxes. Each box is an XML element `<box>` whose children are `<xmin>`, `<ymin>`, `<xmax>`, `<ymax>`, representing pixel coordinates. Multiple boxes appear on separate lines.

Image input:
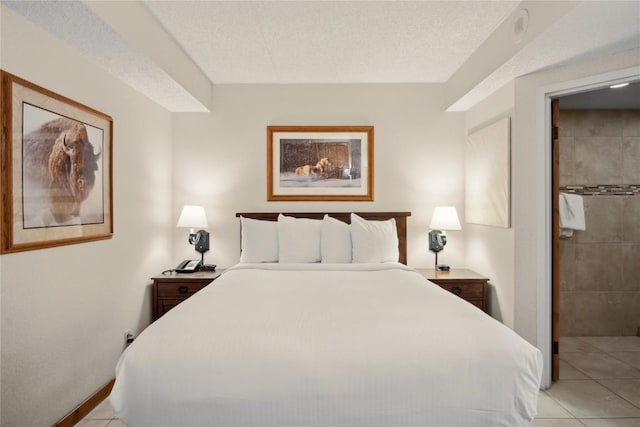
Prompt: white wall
<box><xmin>511</xmin><ymin>49</ymin><xmax>640</xmax><ymax>387</ymax></box>
<box><xmin>0</xmin><ymin>7</ymin><xmax>173</xmax><ymax>426</ymax></box>
<box><xmin>464</xmin><ymin>81</ymin><xmax>515</xmax><ymax>326</ymax></box>
<box><xmin>171</xmin><ymin>84</ymin><xmax>467</xmax><ymax>270</ymax></box>
<box><xmin>462</xmin><ymin>50</ymin><xmax>639</xmax><ymax>386</ymax></box>
<box><xmin>512</xmin><ymin>48</ymin><xmax>640</xmax><ymax>342</ymax></box>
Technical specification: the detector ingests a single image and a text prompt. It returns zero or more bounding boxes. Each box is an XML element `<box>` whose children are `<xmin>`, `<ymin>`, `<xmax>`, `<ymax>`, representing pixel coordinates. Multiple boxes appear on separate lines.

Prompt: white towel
<box><xmin>559</xmin><ymin>192</ymin><xmax>586</xmax><ymax>238</ymax></box>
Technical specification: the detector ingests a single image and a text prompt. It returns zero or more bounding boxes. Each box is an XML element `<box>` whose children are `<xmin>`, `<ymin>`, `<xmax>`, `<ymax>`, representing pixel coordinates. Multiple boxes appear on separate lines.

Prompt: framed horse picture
<box><xmin>267</xmin><ymin>125</ymin><xmax>374</xmax><ymax>201</ymax></box>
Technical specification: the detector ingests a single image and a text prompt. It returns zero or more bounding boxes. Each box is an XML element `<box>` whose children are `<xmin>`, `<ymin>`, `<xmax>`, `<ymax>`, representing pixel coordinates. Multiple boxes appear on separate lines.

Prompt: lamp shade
<box><xmin>429</xmin><ymin>206</ymin><xmax>461</xmax><ymax>231</ymax></box>
<box><xmin>176</xmin><ymin>205</ymin><xmax>208</xmax><ymax>229</ymax></box>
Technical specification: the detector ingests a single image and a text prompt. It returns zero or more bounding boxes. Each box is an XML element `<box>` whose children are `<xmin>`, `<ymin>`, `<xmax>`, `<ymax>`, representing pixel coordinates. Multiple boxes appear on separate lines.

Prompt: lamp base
<box><xmin>432</xmin><ymin>249</ymin><xmax>443</xmax><ymax>270</ymax></box>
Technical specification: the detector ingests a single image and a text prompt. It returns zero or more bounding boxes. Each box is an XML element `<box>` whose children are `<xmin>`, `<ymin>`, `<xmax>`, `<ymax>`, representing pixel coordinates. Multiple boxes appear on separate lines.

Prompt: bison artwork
<box><xmin>22</xmin><ymin>117</ymin><xmax>102</xmax><ymax>226</ymax></box>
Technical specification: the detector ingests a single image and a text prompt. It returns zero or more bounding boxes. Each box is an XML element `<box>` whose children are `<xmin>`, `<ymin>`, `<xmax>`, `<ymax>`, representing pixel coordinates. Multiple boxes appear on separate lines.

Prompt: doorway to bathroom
<box><xmin>552</xmin><ymin>80</ymin><xmax>640</xmax><ymax>381</ymax></box>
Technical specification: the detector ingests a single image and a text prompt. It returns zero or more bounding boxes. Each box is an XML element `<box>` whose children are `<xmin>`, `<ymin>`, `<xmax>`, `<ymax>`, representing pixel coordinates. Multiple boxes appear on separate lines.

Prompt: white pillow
<box><xmin>321</xmin><ymin>215</ymin><xmax>352</xmax><ymax>263</ymax></box>
<box><xmin>350</xmin><ymin>213</ymin><xmax>399</xmax><ymax>263</ymax></box>
<box><xmin>278</xmin><ymin>214</ymin><xmax>322</xmax><ymax>263</ymax></box>
<box><xmin>239</xmin><ymin>217</ymin><xmax>278</xmax><ymax>263</ymax></box>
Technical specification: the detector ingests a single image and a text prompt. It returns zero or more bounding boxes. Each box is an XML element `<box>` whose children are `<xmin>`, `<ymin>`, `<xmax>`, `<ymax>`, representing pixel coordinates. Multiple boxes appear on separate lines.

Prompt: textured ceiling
<box><xmin>3</xmin><ymin>0</ymin><xmax>208</xmax><ymax>111</ymax></box>
<box><xmin>447</xmin><ymin>0</ymin><xmax>640</xmax><ymax>110</ymax></box>
<box><xmin>3</xmin><ymin>1</ymin><xmax>640</xmax><ymax>112</ymax></box>
<box><xmin>143</xmin><ymin>0</ymin><xmax>518</xmax><ymax>84</ymax></box>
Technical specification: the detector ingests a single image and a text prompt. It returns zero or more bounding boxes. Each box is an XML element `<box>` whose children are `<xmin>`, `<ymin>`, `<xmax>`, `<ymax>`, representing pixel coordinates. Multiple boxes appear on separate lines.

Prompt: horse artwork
<box><xmin>279</xmin><ymin>140</ymin><xmax>362</xmax><ymax>188</ymax></box>
<box><xmin>295</xmin><ymin>157</ymin><xmax>331</xmax><ymax>177</ymax></box>
<box><xmin>267</xmin><ymin>126</ymin><xmax>373</xmax><ymax>201</ymax></box>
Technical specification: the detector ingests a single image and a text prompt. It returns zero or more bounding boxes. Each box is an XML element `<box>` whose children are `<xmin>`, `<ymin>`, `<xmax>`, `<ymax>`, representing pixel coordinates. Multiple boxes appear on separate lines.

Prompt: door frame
<box><xmin>537</xmin><ymin>67</ymin><xmax>639</xmax><ymax>388</ymax></box>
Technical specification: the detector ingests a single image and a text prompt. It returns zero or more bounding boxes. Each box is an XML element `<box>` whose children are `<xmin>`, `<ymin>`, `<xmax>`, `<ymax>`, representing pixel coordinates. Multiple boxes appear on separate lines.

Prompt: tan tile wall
<box><xmin>559</xmin><ymin>110</ymin><xmax>640</xmax><ymax>336</ymax></box>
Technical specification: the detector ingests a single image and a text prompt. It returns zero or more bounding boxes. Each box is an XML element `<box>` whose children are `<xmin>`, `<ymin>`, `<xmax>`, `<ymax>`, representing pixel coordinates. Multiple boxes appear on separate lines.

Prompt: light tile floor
<box><xmin>533</xmin><ymin>336</ymin><xmax>640</xmax><ymax>427</ymax></box>
<box><xmin>79</xmin><ymin>336</ymin><xmax>640</xmax><ymax>427</ymax></box>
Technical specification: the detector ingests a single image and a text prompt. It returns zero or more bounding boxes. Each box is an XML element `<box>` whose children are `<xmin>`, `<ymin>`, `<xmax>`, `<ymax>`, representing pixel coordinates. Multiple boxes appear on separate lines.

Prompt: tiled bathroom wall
<box><xmin>559</xmin><ymin>109</ymin><xmax>640</xmax><ymax>336</ymax></box>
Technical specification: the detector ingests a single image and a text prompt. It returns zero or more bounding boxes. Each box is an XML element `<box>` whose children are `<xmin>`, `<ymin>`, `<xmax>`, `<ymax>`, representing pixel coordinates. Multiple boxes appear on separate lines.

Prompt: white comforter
<box><xmin>110</xmin><ymin>263</ymin><xmax>542</xmax><ymax>427</ymax></box>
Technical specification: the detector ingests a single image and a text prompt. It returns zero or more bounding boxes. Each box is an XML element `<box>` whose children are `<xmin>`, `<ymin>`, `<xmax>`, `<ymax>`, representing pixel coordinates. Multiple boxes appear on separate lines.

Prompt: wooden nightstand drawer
<box><xmin>156</xmin><ymin>282</ymin><xmax>207</xmax><ymax>298</ymax></box>
<box><xmin>151</xmin><ymin>270</ymin><xmax>222</xmax><ymax>321</ymax></box>
<box><xmin>158</xmin><ymin>298</ymin><xmax>186</xmax><ymax>315</ymax></box>
<box><xmin>435</xmin><ymin>282</ymin><xmax>484</xmax><ymax>299</ymax></box>
<box><xmin>468</xmin><ymin>299</ymin><xmax>484</xmax><ymax>310</ymax></box>
<box><xmin>417</xmin><ymin>269</ymin><xmax>489</xmax><ymax>314</ymax></box>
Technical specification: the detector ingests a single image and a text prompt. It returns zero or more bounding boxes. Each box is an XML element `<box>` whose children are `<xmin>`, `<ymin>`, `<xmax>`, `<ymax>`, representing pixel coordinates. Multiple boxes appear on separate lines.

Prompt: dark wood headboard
<box><xmin>235</xmin><ymin>212</ymin><xmax>411</xmax><ymax>264</ymax></box>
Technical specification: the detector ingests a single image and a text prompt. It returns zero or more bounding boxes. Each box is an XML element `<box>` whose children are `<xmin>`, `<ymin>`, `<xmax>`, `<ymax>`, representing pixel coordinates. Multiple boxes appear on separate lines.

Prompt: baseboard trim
<box><xmin>54</xmin><ymin>378</ymin><xmax>115</xmax><ymax>427</ymax></box>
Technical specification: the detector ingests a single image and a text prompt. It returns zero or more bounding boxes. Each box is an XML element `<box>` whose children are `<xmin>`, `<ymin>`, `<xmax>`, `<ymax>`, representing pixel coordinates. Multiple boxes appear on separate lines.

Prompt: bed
<box><xmin>109</xmin><ymin>212</ymin><xmax>542</xmax><ymax>427</ymax></box>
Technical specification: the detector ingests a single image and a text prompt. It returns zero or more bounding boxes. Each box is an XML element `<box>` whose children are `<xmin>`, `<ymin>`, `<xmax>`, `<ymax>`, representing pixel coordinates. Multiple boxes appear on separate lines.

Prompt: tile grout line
<box><xmin>602</xmin><ymin>351</ymin><xmax>640</xmax><ymax>374</ymax></box>
<box><xmin>559</xmin><ymin>356</ymin><xmax>595</xmax><ymax>382</ymax></box>
<box><xmin>536</xmin><ymin>389</ymin><xmax>575</xmax><ymax>420</ymax></box>
<box><xmin>593</xmin><ymin>377</ymin><xmax>640</xmax><ymax>411</ymax></box>
<box><xmin>566</xmin><ymin>345</ymin><xmax>640</xmax><ymax>411</ymax></box>
<box><xmin>554</xmin><ymin>337</ymin><xmax>640</xmax><ymax>420</ymax></box>
<box><xmin>541</xmin><ymin>386</ymin><xmax>581</xmax><ymax>419</ymax></box>
<box><xmin>597</xmin><ymin>338</ymin><xmax>640</xmax><ymax>411</ymax></box>
<box><xmin>562</xmin><ymin>345</ymin><xmax>640</xmax><ymax>379</ymax></box>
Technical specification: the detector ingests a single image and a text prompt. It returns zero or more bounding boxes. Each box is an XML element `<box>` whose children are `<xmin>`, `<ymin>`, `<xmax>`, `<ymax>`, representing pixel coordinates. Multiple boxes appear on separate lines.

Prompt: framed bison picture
<box><xmin>267</xmin><ymin>126</ymin><xmax>374</xmax><ymax>201</ymax></box>
<box><xmin>0</xmin><ymin>71</ymin><xmax>113</xmax><ymax>253</ymax></box>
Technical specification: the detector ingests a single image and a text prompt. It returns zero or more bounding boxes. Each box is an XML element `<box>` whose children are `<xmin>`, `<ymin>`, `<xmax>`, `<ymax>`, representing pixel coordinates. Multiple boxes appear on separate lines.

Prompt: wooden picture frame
<box><xmin>267</xmin><ymin>125</ymin><xmax>374</xmax><ymax>201</ymax></box>
<box><xmin>0</xmin><ymin>71</ymin><xmax>113</xmax><ymax>253</ymax></box>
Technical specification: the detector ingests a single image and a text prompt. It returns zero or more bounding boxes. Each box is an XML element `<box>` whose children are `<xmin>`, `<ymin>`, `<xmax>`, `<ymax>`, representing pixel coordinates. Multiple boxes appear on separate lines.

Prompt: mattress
<box><xmin>110</xmin><ymin>263</ymin><xmax>542</xmax><ymax>426</ymax></box>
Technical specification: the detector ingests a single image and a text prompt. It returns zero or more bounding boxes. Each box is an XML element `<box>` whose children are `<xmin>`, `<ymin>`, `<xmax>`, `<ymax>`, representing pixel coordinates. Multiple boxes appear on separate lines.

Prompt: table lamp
<box><xmin>429</xmin><ymin>206</ymin><xmax>461</xmax><ymax>271</ymax></box>
<box><xmin>176</xmin><ymin>205</ymin><xmax>216</xmax><ymax>270</ymax></box>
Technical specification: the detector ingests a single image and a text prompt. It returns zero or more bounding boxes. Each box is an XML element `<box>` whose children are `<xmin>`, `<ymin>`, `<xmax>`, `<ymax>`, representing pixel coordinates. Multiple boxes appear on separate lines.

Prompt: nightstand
<box><xmin>151</xmin><ymin>270</ymin><xmax>223</xmax><ymax>321</ymax></box>
<box><xmin>418</xmin><ymin>269</ymin><xmax>489</xmax><ymax>313</ymax></box>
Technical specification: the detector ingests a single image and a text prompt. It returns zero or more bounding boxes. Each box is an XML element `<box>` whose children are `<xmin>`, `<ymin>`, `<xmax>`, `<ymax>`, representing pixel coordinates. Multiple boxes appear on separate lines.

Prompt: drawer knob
<box><xmin>451</xmin><ymin>286</ymin><xmax>462</xmax><ymax>296</ymax></box>
<box><xmin>178</xmin><ymin>286</ymin><xmax>188</xmax><ymax>294</ymax></box>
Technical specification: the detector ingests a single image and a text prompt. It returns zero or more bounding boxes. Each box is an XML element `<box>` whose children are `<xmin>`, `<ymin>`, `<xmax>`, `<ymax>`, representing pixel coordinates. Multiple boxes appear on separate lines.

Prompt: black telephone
<box><xmin>175</xmin><ymin>259</ymin><xmax>216</xmax><ymax>273</ymax></box>
<box><xmin>175</xmin><ymin>259</ymin><xmax>201</xmax><ymax>273</ymax></box>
